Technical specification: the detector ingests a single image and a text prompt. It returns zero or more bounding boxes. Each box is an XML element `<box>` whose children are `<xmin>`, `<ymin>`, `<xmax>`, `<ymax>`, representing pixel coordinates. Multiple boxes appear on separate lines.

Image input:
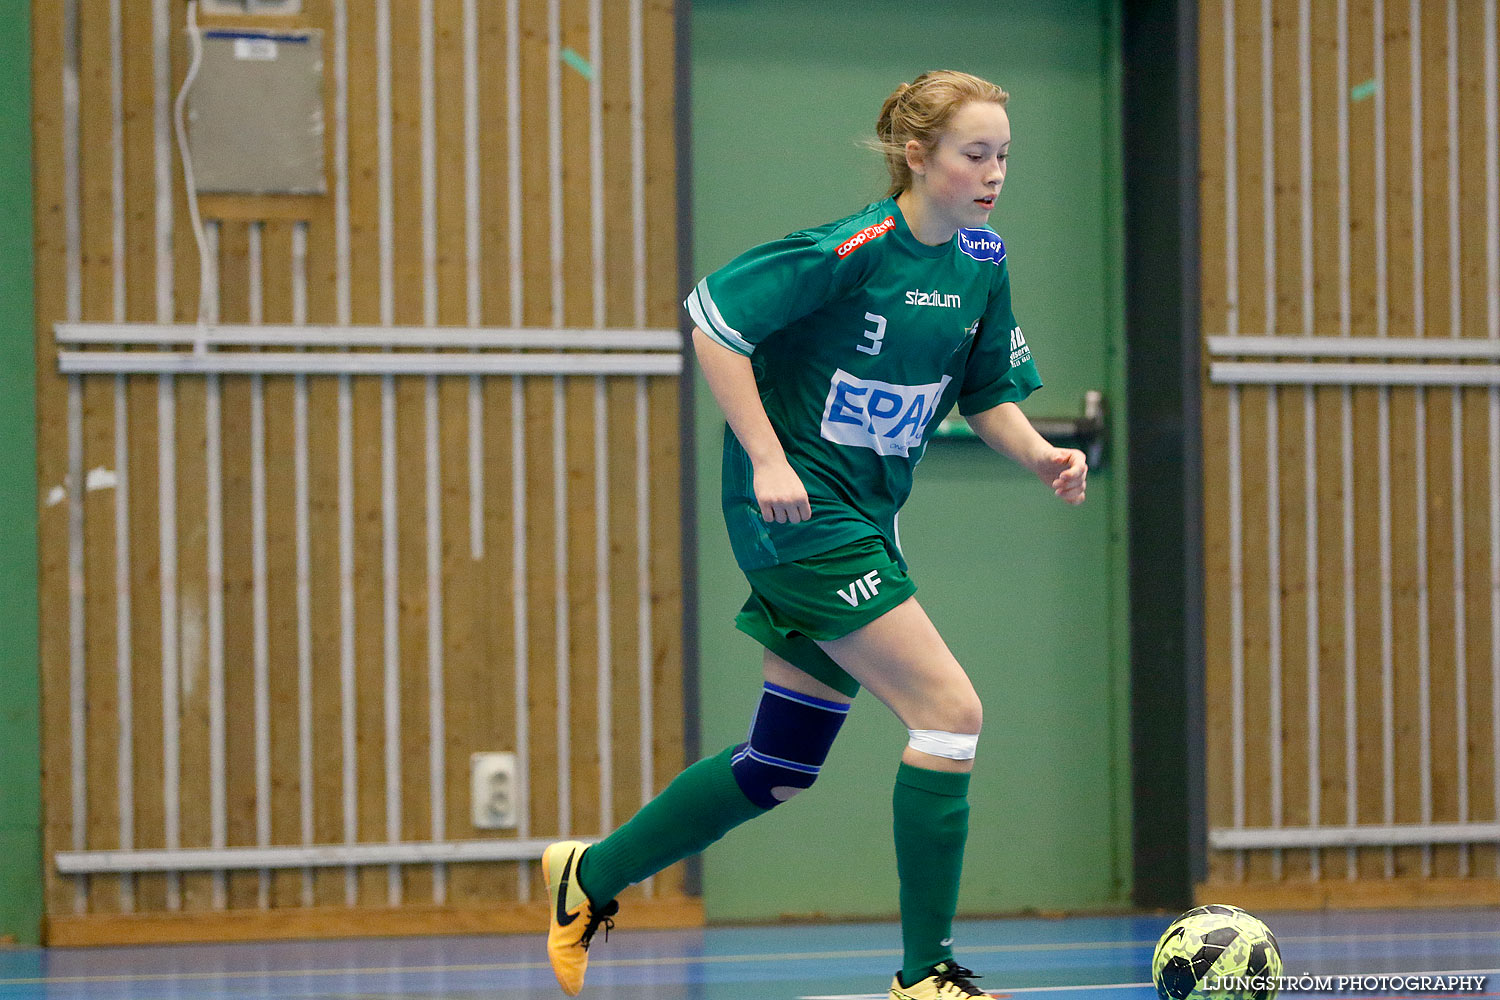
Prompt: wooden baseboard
<box><xmin>44</xmin><ymin>896</ymin><xmax>704</xmax><ymax>947</ymax></box>
<box><xmin>198</xmin><ymin>193</ymin><xmax>324</xmax><ymax>221</ymax></box>
<box><xmin>1196</xmin><ymin>877</ymin><xmax>1500</xmax><ymax>910</ymax></box>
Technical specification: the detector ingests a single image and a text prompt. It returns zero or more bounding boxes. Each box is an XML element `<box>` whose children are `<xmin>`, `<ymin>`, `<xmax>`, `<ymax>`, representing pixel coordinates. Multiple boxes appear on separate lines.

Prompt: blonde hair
<box><xmin>870</xmin><ymin>70</ymin><xmax>1009</xmax><ymax>198</ymax></box>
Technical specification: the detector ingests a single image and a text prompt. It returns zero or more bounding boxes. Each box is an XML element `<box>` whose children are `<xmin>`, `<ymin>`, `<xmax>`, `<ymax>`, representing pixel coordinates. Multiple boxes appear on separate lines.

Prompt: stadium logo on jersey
<box><xmin>835</xmin><ymin>216</ymin><xmax>896</xmax><ymax>258</ymax></box>
<box><xmin>905</xmin><ymin>289</ymin><xmax>962</xmax><ymax>308</ymax></box>
<box><xmin>1009</xmin><ymin>326</ymin><xmax>1031</xmax><ymax>365</ymax></box>
<box><xmin>957</xmin><ymin>228</ymin><xmax>1005</xmax><ymax>265</ymax></box>
<box><xmin>820</xmin><ymin>369</ymin><xmax>952</xmax><ymax>457</ymax></box>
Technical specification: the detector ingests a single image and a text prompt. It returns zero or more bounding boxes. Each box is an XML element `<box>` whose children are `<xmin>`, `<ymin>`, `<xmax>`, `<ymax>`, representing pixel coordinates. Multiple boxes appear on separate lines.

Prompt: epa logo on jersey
<box><xmin>957</xmin><ymin>228</ymin><xmax>1005</xmax><ymax>265</ymax></box>
<box><xmin>820</xmin><ymin>369</ymin><xmax>952</xmax><ymax>457</ymax></box>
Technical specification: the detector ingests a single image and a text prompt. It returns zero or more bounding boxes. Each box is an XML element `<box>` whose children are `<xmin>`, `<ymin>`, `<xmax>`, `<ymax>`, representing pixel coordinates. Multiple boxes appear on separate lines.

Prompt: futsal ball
<box><xmin>1151</xmin><ymin>904</ymin><xmax>1282</xmax><ymax>1000</ymax></box>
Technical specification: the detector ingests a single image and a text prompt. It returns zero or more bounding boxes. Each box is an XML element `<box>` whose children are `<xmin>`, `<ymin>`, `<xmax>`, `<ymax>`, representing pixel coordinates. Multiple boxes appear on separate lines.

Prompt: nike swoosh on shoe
<box><xmin>555</xmin><ymin>849</ymin><xmax>581</xmax><ymax>927</ymax></box>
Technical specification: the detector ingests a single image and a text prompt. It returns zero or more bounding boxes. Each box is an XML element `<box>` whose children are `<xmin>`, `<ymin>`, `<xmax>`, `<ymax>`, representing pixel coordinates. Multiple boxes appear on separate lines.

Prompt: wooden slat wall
<box><xmin>1199</xmin><ymin>0</ymin><xmax>1500</xmax><ymax>907</ymax></box>
<box><xmin>33</xmin><ymin>0</ymin><xmax>692</xmax><ymax>942</ymax></box>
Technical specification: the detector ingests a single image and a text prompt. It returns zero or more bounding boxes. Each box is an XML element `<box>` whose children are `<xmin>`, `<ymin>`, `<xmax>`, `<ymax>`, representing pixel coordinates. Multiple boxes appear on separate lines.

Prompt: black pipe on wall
<box><xmin>1122</xmin><ymin>0</ymin><xmax>1205</xmax><ymax>910</ymax></box>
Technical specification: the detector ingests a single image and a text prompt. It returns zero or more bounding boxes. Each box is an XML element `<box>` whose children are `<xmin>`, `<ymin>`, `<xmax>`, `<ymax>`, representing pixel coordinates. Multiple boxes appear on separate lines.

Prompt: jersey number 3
<box><xmin>857</xmin><ymin>312</ymin><xmax>887</xmax><ymax>356</ymax></box>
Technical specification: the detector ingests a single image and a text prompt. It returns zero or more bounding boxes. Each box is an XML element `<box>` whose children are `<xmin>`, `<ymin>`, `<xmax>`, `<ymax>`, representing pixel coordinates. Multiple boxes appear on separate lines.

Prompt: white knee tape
<box><xmin>906</xmin><ymin>729</ymin><xmax>978</xmax><ymax>761</ymax></box>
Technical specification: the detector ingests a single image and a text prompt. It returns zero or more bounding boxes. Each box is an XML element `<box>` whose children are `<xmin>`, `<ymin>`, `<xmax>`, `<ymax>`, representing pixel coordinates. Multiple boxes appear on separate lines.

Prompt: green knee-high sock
<box><xmin>893</xmin><ymin>761</ymin><xmax>971</xmax><ymax>986</ymax></box>
<box><xmin>577</xmin><ymin>745</ymin><xmax>767</xmax><ymax>904</ymax></box>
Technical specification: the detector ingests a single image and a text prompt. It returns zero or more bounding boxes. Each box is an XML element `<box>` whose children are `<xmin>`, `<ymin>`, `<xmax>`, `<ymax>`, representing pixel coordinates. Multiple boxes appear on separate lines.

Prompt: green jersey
<box><xmin>685</xmin><ymin>196</ymin><xmax>1043</xmax><ymax>571</ymax></box>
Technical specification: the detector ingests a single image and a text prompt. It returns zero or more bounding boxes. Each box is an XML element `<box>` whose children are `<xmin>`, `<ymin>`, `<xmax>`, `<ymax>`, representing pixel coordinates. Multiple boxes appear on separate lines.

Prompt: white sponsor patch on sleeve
<box><xmin>1008</xmin><ymin>326</ymin><xmax>1031</xmax><ymax>365</ymax></box>
<box><xmin>819</xmin><ymin>369</ymin><xmax>951</xmax><ymax>457</ymax></box>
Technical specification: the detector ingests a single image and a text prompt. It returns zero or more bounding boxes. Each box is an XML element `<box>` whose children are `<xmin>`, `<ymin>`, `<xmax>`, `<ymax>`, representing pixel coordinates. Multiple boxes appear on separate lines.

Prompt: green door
<box><xmin>690</xmin><ymin>0</ymin><xmax>1131</xmax><ymax>919</ymax></box>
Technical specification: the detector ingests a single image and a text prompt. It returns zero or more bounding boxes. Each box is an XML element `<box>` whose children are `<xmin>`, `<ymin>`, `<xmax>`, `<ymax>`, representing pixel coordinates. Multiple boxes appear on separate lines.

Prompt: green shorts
<box><xmin>734</xmin><ymin>535</ymin><xmax>917</xmax><ymax>698</ymax></box>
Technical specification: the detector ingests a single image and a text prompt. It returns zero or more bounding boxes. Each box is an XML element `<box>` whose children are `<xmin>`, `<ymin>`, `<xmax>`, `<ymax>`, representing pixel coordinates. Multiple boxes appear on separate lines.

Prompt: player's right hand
<box><xmin>753</xmin><ymin>460</ymin><xmax>812</xmax><ymax>524</ymax></box>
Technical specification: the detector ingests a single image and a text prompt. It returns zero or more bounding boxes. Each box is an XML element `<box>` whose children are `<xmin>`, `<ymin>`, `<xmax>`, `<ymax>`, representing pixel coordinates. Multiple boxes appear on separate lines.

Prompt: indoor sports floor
<box><xmin>0</xmin><ymin>907</ymin><xmax>1496</xmax><ymax>1000</ymax></box>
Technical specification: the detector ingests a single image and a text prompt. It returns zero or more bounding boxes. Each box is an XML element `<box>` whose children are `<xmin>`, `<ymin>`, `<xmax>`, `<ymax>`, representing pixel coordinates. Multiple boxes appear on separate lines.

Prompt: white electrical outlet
<box><xmin>471</xmin><ymin>752</ymin><xmax>519</xmax><ymax>830</ymax></box>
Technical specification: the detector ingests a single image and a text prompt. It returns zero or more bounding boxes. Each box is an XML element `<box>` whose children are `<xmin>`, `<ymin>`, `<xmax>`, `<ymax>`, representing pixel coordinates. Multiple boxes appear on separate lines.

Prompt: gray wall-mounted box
<box><xmin>201</xmin><ymin>0</ymin><xmax>304</xmax><ymax>13</ymax></box>
<box><xmin>188</xmin><ymin>29</ymin><xmax>325</xmax><ymax>195</ymax></box>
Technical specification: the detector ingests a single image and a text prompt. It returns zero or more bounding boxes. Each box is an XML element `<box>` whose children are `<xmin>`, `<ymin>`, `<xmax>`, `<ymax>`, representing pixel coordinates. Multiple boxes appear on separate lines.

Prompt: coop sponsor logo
<box><xmin>957</xmin><ymin>228</ymin><xmax>1005</xmax><ymax>264</ymax></box>
<box><xmin>835</xmin><ymin>216</ymin><xmax>896</xmax><ymax>258</ymax></box>
<box><xmin>905</xmin><ymin>289</ymin><xmax>962</xmax><ymax>308</ymax></box>
<box><xmin>1204</xmin><ymin>975</ymin><xmax>1489</xmax><ymax>993</ymax></box>
<box><xmin>820</xmin><ymin>369</ymin><xmax>951</xmax><ymax>457</ymax></box>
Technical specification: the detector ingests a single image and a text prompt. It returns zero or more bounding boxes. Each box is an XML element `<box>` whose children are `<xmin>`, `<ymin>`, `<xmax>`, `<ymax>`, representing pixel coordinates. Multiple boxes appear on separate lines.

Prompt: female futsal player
<box><xmin>543</xmin><ymin>70</ymin><xmax>1088</xmax><ymax>1000</ymax></box>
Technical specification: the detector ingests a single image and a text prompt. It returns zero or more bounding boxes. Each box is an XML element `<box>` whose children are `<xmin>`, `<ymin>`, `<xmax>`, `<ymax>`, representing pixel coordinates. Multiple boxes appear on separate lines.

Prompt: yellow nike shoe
<box><xmin>542</xmin><ymin>840</ymin><xmax>618</xmax><ymax>996</ymax></box>
<box><xmin>889</xmin><ymin>962</ymin><xmax>993</xmax><ymax>999</ymax></box>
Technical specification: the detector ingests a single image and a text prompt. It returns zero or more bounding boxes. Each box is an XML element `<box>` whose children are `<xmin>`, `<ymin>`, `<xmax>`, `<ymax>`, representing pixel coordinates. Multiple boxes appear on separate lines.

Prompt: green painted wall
<box><xmin>0</xmin><ymin>0</ymin><xmax>41</xmax><ymax>945</ymax></box>
<box><xmin>689</xmin><ymin>0</ymin><xmax>1131</xmax><ymax>921</ymax></box>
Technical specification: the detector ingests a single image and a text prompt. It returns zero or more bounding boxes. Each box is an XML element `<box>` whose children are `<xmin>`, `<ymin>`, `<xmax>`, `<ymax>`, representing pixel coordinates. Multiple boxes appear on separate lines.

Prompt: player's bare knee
<box><xmin>936</xmin><ymin>690</ymin><xmax>982</xmax><ymax>735</ymax></box>
<box><xmin>900</xmin><ymin>691</ymin><xmax>981</xmax><ymax>737</ymax></box>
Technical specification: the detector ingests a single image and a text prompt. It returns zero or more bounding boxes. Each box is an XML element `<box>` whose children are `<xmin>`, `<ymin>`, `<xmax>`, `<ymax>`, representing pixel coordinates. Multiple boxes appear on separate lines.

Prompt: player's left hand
<box><xmin>1036</xmin><ymin>447</ymin><xmax>1087</xmax><ymax>505</ymax></box>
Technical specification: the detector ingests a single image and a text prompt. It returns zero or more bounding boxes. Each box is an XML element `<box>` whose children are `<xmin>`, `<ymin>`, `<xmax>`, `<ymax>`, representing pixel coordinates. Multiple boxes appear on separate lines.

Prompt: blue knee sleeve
<box><xmin>730</xmin><ymin>681</ymin><xmax>850</xmax><ymax>809</ymax></box>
